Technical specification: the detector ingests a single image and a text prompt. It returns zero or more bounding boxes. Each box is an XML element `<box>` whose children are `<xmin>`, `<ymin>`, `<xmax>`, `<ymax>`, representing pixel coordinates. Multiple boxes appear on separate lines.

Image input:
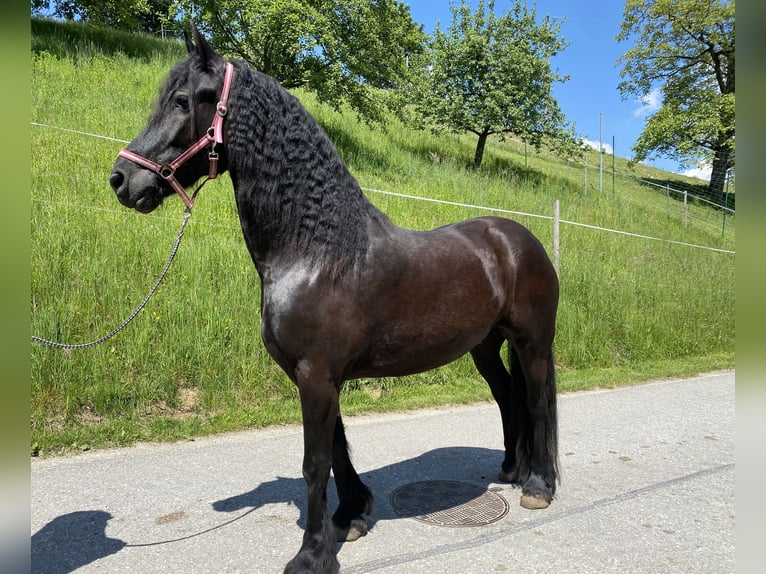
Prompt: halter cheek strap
<box><xmin>118</xmin><ymin>61</ymin><xmax>236</xmax><ymax>211</ymax></box>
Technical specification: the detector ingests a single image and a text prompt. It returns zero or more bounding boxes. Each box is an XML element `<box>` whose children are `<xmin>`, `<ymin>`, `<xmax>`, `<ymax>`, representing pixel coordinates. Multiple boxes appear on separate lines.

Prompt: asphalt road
<box><xmin>31</xmin><ymin>371</ymin><xmax>734</xmax><ymax>573</ymax></box>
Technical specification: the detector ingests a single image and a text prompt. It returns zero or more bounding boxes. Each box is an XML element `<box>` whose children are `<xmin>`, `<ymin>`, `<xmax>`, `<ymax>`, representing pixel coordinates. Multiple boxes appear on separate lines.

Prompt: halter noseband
<box><xmin>118</xmin><ymin>62</ymin><xmax>236</xmax><ymax>211</ymax></box>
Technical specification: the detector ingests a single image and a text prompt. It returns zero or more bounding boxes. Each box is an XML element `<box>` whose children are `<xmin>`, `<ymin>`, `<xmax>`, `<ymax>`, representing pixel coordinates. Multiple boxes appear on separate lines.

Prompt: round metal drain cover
<box><xmin>390</xmin><ymin>480</ymin><xmax>509</xmax><ymax>527</ymax></box>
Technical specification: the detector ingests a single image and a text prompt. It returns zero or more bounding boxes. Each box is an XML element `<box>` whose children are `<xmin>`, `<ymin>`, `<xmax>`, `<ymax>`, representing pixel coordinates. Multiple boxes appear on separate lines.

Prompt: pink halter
<box><xmin>118</xmin><ymin>62</ymin><xmax>236</xmax><ymax>210</ymax></box>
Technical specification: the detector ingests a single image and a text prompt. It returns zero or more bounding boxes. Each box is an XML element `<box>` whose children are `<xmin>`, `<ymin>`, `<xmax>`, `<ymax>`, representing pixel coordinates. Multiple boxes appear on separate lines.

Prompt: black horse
<box><xmin>110</xmin><ymin>25</ymin><xmax>560</xmax><ymax>574</ymax></box>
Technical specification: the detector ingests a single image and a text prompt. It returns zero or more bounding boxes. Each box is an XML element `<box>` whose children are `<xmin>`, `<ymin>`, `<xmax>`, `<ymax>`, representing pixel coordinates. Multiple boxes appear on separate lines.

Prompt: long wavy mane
<box><xmin>225</xmin><ymin>60</ymin><xmax>390</xmax><ymax>277</ymax></box>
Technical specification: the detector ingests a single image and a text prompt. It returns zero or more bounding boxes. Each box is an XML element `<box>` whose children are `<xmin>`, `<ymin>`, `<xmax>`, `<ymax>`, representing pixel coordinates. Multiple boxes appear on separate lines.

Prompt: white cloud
<box><xmin>581</xmin><ymin>138</ymin><xmax>614</xmax><ymax>154</ymax></box>
<box><xmin>681</xmin><ymin>161</ymin><xmax>712</xmax><ymax>180</ymax></box>
<box><xmin>633</xmin><ymin>88</ymin><xmax>662</xmax><ymax>117</ymax></box>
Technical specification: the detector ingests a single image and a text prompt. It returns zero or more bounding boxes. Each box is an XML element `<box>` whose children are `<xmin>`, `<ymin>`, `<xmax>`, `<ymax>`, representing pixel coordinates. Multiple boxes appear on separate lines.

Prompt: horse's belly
<box><xmin>354</xmin><ymin>313</ymin><xmax>495</xmax><ymax>378</ymax></box>
<box><xmin>354</xmin><ymin>257</ymin><xmax>505</xmax><ymax>377</ymax></box>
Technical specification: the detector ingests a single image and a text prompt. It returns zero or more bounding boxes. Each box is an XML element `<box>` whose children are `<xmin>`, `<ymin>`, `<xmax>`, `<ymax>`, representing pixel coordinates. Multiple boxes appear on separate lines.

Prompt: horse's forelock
<box><xmin>147</xmin><ymin>58</ymin><xmax>193</xmax><ymax>123</ymax></box>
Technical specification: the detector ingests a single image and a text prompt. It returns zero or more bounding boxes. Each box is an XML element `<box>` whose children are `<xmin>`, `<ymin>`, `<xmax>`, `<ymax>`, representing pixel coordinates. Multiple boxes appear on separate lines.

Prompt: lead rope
<box><xmin>31</xmin><ymin>208</ymin><xmax>193</xmax><ymax>350</ymax></box>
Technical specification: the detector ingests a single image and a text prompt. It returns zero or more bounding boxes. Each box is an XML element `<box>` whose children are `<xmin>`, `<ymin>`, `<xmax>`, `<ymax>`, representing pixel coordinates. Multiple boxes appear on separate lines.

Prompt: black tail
<box><xmin>546</xmin><ymin>351</ymin><xmax>560</xmax><ymax>484</ymax></box>
<box><xmin>508</xmin><ymin>345</ymin><xmax>559</xmax><ymax>488</ymax></box>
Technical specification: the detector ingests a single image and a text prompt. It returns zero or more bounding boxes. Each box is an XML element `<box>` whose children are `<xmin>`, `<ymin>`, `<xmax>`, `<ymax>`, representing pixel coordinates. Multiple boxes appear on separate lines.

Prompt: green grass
<box><xmin>30</xmin><ymin>19</ymin><xmax>735</xmax><ymax>457</ymax></box>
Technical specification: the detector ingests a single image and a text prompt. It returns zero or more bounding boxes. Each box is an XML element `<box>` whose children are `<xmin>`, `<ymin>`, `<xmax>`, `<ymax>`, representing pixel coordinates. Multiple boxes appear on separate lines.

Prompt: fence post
<box><xmin>683</xmin><ymin>189</ymin><xmax>688</xmax><ymax>227</ymax></box>
<box><xmin>553</xmin><ymin>199</ymin><xmax>560</xmax><ymax>274</ymax></box>
<box><xmin>599</xmin><ymin>112</ymin><xmax>603</xmax><ymax>194</ymax></box>
<box><xmin>722</xmin><ymin>172</ymin><xmax>730</xmax><ymax>238</ymax></box>
<box><xmin>612</xmin><ymin>135</ymin><xmax>615</xmax><ymax>196</ymax></box>
<box><xmin>583</xmin><ymin>152</ymin><xmax>588</xmax><ymax>194</ymax></box>
<box><xmin>524</xmin><ymin>140</ymin><xmax>528</xmax><ymax>169</ymax></box>
<box><xmin>666</xmin><ymin>183</ymin><xmax>670</xmax><ymax>216</ymax></box>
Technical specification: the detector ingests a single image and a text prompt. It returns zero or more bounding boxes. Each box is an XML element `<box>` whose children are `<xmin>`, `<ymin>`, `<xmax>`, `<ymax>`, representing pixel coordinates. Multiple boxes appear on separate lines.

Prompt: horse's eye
<box><xmin>174</xmin><ymin>94</ymin><xmax>190</xmax><ymax>112</ymax></box>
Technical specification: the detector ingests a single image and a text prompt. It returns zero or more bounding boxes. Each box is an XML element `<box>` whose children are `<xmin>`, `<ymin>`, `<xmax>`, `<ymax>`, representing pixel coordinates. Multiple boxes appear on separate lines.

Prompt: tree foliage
<box><xmin>403</xmin><ymin>0</ymin><xmax>576</xmax><ymax>169</ymax></box>
<box><xmin>617</xmin><ymin>0</ymin><xmax>735</xmax><ymax>199</ymax></box>
<box><xmin>171</xmin><ymin>0</ymin><xmax>425</xmax><ymax>124</ymax></box>
<box><xmin>30</xmin><ymin>0</ymin><xmax>174</xmax><ymax>33</ymax></box>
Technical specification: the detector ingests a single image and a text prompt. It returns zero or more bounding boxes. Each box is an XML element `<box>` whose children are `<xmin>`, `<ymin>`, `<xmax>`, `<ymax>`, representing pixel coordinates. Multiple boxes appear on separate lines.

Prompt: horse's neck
<box><xmin>228</xmin><ymin>73</ymin><xmax>389</xmax><ymax>275</ymax></box>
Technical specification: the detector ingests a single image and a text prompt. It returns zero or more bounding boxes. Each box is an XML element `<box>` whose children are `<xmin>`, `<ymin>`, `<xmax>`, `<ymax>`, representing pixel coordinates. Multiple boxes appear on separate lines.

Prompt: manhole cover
<box><xmin>390</xmin><ymin>480</ymin><xmax>509</xmax><ymax>527</ymax></box>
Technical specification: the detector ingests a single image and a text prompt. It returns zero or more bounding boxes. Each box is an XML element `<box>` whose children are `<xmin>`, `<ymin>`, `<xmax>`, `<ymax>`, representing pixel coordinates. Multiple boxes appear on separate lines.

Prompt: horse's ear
<box><xmin>190</xmin><ymin>20</ymin><xmax>220</xmax><ymax>72</ymax></box>
<box><xmin>183</xmin><ymin>25</ymin><xmax>194</xmax><ymax>54</ymax></box>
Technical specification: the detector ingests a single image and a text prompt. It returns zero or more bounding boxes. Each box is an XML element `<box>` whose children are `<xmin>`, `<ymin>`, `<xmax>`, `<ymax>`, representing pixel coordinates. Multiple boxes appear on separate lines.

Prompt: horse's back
<box><xmin>425</xmin><ymin>215</ymin><xmax>557</xmax><ymax>300</ymax></box>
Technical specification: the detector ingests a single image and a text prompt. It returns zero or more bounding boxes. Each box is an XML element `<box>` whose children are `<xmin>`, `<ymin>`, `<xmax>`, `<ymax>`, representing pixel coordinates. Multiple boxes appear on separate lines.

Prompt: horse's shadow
<box><xmin>31</xmin><ymin>510</ymin><xmax>126</xmax><ymax>574</ymax></box>
<box><xmin>213</xmin><ymin>446</ymin><xmax>510</xmax><ymax>535</ymax></box>
<box><xmin>31</xmin><ymin>446</ymin><xmax>508</xmax><ymax>573</ymax></box>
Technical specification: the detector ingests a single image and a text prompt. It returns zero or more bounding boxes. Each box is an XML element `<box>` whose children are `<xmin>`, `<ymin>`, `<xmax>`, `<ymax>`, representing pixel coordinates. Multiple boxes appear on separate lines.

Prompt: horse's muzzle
<box><xmin>109</xmin><ymin>165</ymin><xmax>163</xmax><ymax>213</ymax></box>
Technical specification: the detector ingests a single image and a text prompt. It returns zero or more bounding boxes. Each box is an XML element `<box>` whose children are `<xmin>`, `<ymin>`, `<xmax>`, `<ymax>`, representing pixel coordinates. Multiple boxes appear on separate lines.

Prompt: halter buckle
<box><xmin>159</xmin><ymin>165</ymin><xmax>175</xmax><ymax>179</ymax></box>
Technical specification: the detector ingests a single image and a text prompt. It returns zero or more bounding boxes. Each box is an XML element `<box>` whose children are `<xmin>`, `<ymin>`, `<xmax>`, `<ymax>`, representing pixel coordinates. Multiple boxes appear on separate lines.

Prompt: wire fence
<box><xmin>635</xmin><ymin>176</ymin><xmax>735</xmax><ymax>214</ymax></box>
<box><xmin>498</xmin><ymin>133</ymin><xmax>735</xmax><ymax>239</ymax></box>
<box><xmin>31</xmin><ymin>121</ymin><xmax>736</xmax><ymax>259</ymax></box>
<box><xmin>359</xmin><ymin>186</ymin><xmax>734</xmax><ymax>256</ymax></box>
<box><xmin>31</xmin><ymin>120</ymin><xmax>736</xmax><ymax>366</ymax></box>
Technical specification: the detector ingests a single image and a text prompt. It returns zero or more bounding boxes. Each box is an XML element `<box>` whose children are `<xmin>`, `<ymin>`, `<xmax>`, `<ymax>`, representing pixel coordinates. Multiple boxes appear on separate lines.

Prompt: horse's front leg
<box><xmin>284</xmin><ymin>367</ymin><xmax>340</xmax><ymax>574</ymax></box>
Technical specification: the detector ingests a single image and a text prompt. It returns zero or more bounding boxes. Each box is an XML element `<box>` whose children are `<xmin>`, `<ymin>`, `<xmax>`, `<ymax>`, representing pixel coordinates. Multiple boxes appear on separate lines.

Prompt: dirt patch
<box><xmin>75</xmin><ymin>405</ymin><xmax>105</xmax><ymax>426</ymax></box>
<box><xmin>138</xmin><ymin>386</ymin><xmax>203</xmax><ymax>420</ymax></box>
<box><xmin>155</xmin><ymin>510</ymin><xmax>187</xmax><ymax>525</ymax></box>
<box><xmin>177</xmin><ymin>386</ymin><xmax>201</xmax><ymax>413</ymax></box>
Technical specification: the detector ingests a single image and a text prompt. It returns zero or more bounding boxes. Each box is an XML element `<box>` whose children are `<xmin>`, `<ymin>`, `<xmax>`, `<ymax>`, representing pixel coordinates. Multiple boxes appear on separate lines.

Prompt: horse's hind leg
<box><xmin>331</xmin><ymin>415</ymin><xmax>373</xmax><ymax>542</ymax></box>
<box><xmin>470</xmin><ymin>329</ymin><xmax>531</xmax><ymax>485</ymax></box>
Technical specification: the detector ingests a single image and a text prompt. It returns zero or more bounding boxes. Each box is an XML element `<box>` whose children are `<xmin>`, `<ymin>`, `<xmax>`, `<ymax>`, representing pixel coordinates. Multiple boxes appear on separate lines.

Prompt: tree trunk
<box><xmin>473</xmin><ymin>129</ymin><xmax>490</xmax><ymax>169</ymax></box>
<box><xmin>707</xmin><ymin>146</ymin><xmax>731</xmax><ymax>204</ymax></box>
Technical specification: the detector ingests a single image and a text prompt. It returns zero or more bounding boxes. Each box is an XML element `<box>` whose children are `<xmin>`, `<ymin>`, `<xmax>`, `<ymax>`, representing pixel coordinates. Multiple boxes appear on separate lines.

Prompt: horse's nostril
<box><xmin>109</xmin><ymin>170</ymin><xmax>124</xmax><ymax>192</ymax></box>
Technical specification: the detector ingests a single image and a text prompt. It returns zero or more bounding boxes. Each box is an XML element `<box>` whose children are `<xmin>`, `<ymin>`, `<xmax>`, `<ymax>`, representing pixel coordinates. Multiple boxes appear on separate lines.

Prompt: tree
<box><xmin>617</xmin><ymin>0</ymin><xmax>735</xmax><ymax>201</ymax></box>
<box><xmin>404</xmin><ymin>0</ymin><xmax>576</xmax><ymax>169</ymax></box>
<box><xmin>172</xmin><ymin>0</ymin><xmax>426</xmax><ymax>124</ymax></box>
<box><xmin>30</xmin><ymin>1</ymin><xmax>168</xmax><ymax>33</ymax></box>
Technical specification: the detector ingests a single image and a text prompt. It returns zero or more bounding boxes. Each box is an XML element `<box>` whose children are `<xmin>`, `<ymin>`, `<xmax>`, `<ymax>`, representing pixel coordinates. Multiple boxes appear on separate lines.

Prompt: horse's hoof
<box><xmin>520</xmin><ymin>494</ymin><xmax>550</xmax><ymax>510</ymax></box>
<box><xmin>284</xmin><ymin>552</ymin><xmax>339</xmax><ymax>574</ymax></box>
<box><xmin>335</xmin><ymin>517</ymin><xmax>368</xmax><ymax>542</ymax></box>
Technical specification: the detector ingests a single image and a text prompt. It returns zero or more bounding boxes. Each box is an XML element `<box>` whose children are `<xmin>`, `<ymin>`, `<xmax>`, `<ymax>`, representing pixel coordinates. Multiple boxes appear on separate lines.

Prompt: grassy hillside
<box><xmin>30</xmin><ymin>19</ymin><xmax>734</xmax><ymax>455</ymax></box>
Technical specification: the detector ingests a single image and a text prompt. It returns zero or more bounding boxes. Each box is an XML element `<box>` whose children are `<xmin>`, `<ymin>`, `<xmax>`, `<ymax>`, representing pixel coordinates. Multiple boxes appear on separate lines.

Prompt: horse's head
<box><xmin>110</xmin><ymin>24</ymin><xmax>230</xmax><ymax>213</ymax></box>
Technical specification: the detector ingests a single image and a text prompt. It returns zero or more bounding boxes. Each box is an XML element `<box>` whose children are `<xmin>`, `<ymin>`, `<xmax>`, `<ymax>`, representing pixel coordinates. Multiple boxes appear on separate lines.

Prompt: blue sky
<box><xmin>405</xmin><ymin>0</ymin><xmax>707</xmax><ymax>178</ymax></box>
